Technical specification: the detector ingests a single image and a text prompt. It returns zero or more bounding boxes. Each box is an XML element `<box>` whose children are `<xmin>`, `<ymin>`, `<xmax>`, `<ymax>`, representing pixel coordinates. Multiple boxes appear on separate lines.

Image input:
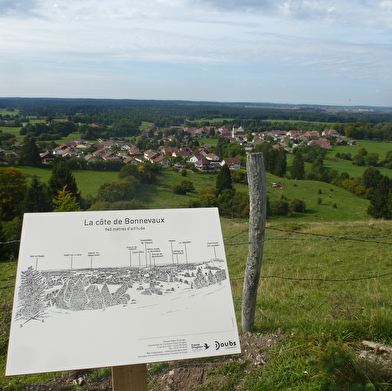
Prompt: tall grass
<box><xmin>223</xmin><ymin>218</ymin><xmax>392</xmax><ymax>390</ymax></box>
<box><xmin>1</xmin><ymin>219</ymin><xmax>392</xmax><ymax>389</ymax></box>
<box><xmin>224</xmin><ymin>219</ymin><xmax>392</xmax><ymax>338</ymax></box>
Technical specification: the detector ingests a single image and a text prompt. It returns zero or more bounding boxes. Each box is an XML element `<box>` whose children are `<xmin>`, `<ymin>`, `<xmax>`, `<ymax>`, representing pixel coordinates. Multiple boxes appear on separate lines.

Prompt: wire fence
<box><xmin>2</xmin><ymin>226</ymin><xmax>392</xmax><ymax>284</ymax></box>
<box><xmin>225</xmin><ymin>226</ymin><xmax>392</xmax><ymax>283</ymax></box>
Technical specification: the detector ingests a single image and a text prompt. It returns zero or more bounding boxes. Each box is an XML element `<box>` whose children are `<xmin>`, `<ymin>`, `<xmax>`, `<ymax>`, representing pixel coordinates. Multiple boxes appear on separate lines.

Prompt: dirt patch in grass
<box><xmin>19</xmin><ymin>332</ymin><xmax>283</xmax><ymax>391</ymax></box>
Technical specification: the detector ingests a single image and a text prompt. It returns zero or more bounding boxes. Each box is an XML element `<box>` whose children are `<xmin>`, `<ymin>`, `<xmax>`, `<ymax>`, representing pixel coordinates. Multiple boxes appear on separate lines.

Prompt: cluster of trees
<box><xmin>336</xmin><ymin>147</ymin><xmax>392</xmax><ymax>169</ymax></box>
<box><xmin>331</xmin><ymin>122</ymin><xmax>392</xmax><ymax>141</ymax></box>
<box><xmin>2</xmin><ymin>98</ymin><xmax>391</xmax><ymax>140</ymax></box>
<box><xmin>91</xmin><ymin>162</ymin><xmax>159</xmax><ymax>210</ymax></box>
<box><xmin>20</xmin><ymin>121</ymin><xmax>78</xmax><ymax>141</ymax></box>
<box><xmin>0</xmin><ymin>160</ymin><xmax>82</xmax><ymax>220</ymax></box>
<box><xmin>0</xmin><ymin>159</ymin><xmax>163</xmax><ymax>259</ymax></box>
<box><xmin>267</xmin><ymin>196</ymin><xmax>307</xmax><ymax>217</ymax></box>
<box><xmin>215</xmin><ymin>137</ymin><xmax>246</xmax><ymax>159</ymax></box>
<box><xmin>181</xmin><ymin>164</ymin><xmax>250</xmax><ymax>218</ymax></box>
<box><xmin>288</xmin><ymin>141</ymin><xmax>392</xmax><ymax>220</ymax></box>
<box><xmin>253</xmin><ymin>143</ymin><xmax>287</xmax><ymax>177</ymax></box>
<box><xmin>0</xmin><ymin>161</ymin><xmax>80</xmax><ymax>259</ymax></box>
<box><xmin>182</xmin><ymin>163</ymin><xmax>307</xmax><ymax>218</ymax></box>
<box><xmin>367</xmin><ymin>175</ymin><xmax>392</xmax><ymax>219</ymax></box>
<box><xmin>172</xmin><ymin>179</ymin><xmax>195</xmax><ymax>195</ymax></box>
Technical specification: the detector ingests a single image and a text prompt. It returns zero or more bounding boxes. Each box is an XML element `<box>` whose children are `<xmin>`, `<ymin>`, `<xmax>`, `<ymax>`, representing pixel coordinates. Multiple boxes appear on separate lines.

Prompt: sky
<box><xmin>0</xmin><ymin>0</ymin><xmax>391</xmax><ymax>107</ymax></box>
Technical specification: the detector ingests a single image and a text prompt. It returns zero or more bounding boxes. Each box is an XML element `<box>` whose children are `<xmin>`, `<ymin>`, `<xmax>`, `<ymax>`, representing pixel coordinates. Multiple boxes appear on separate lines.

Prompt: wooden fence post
<box><xmin>242</xmin><ymin>153</ymin><xmax>266</xmax><ymax>333</ymax></box>
<box><xmin>112</xmin><ymin>364</ymin><xmax>148</xmax><ymax>391</ymax></box>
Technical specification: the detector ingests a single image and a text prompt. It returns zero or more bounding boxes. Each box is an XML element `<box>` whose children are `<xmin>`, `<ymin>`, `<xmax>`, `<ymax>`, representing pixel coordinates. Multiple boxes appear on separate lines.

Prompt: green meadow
<box><xmin>0</xmin><ymin>109</ymin><xmax>19</xmax><ymax>116</ymax></box>
<box><xmin>19</xmin><ymin>166</ymin><xmax>119</xmax><ymax>198</ymax></box>
<box><xmin>2</xmin><ymin>217</ymin><xmax>392</xmax><ymax>389</ymax></box>
<box><xmin>17</xmin><ymin>165</ymin><xmax>371</xmax><ymax>222</ymax></box>
<box><xmin>283</xmin><ymin>141</ymin><xmax>392</xmax><ymax>180</ymax></box>
<box><xmin>3</xmin><ymin>159</ymin><xmax>392</xmax><ymax>390</ymax></box>
<box><xmin>330</xmin><ymin>140</ymin><xmax>392</xmax><ymax>160</ymax></box>
<box><xmin>0</xmin><ymin>127</ymin><xmax>22</xmax><ymax>142</ymax></box>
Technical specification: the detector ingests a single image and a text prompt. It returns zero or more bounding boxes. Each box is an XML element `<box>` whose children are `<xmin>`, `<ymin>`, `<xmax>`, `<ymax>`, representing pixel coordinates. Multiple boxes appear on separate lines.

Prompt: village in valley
<box><xmin>6</xmin><ymin>122</ymin><xmax>348</xmax><ymax>171</ymax></box>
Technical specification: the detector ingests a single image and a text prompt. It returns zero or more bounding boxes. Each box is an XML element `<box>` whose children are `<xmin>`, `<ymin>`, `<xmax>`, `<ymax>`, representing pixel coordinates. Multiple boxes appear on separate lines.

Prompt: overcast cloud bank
<box><xmin>0</xmin><ymin>0</ymin><xmax>391</xmax><ymax>106</ymax></box>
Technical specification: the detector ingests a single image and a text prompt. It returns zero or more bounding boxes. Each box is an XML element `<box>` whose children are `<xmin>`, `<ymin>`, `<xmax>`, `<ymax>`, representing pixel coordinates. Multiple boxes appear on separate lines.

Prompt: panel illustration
<box><xmin>7</xmin><ymin>208</ymin><xmax>240</xmax><ymax>376</ymax></box>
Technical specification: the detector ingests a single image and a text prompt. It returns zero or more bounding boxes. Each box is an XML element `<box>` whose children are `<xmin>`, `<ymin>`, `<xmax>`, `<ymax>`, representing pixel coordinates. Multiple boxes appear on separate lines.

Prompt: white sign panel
<box><xmin>6</xmin><ymin>208</ymin><xmax>240</xmax><ymax>376</ymax></box>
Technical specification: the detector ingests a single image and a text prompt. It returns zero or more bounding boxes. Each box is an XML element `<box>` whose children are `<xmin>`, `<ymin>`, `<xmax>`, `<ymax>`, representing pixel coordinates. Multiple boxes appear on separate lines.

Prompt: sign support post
<box><xmin>112</xmin><ymin>364</ymin><xmax>148</xmax><ymax>391</ymax></box>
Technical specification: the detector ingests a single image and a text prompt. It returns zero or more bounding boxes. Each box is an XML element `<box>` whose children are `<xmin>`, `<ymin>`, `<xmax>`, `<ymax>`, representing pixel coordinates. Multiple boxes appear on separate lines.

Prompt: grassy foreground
<box><xmin>1</xmin><ymin>219</ymin><xmax>392</xmax><ymax>389</ymax></box>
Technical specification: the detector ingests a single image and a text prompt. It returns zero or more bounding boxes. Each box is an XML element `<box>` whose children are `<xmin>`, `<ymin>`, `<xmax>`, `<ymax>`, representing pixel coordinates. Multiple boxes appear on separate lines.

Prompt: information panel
<box><xmin>6</xmin><ymin>208</ymin><xmax>240</xmax><ymax>376</ymax></box>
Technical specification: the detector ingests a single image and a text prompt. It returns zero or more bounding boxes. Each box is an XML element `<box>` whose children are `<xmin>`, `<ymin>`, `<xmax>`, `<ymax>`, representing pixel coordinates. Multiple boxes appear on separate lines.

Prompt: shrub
<box><xmin>173</xmin><ymin>184</ymin><xmax>187</xmax><ymax>195</ymax></box>
<box><xmin>172</xmin><ymin>179</ymin><xmax>195</xmax><ymax>195</ymax></box>
<box><xmin>231</xmin><ymin>170</ymin><xmax>247</xmax><ymax>185</ymax></box>
<box><xmin>290</xmin><ymin>198</ymin><xmax>307</xmax><ymax>213</ymax></box>
<box><xmin>270</xmin><ymin>199</ymin><xmax>290</xmax><ymax>216</ymax></box>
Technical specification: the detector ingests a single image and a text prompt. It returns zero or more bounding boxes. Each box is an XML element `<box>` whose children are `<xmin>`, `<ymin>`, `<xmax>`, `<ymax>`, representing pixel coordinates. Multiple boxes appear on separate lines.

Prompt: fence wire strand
<box><xmin>2</xmin><ymin>226</ymin><xmax>392</xmax><ymax>284</ymax></box>
<box><xmin>225</xmin><ymin>226</ymin><xmax>392</xmax><ymax>283</ymax></box>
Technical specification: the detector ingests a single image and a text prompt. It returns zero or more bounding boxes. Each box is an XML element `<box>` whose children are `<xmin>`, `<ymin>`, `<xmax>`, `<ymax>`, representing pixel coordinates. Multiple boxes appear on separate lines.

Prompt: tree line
<box><xmin>0</xmin><ymin>159</ymin><xmax>163</xmax><ymax>260</ymax></box>
<box><xmin>2</xmin><ymin>98</ymin><xmax>392</xmax><ymax>130</ymax></box>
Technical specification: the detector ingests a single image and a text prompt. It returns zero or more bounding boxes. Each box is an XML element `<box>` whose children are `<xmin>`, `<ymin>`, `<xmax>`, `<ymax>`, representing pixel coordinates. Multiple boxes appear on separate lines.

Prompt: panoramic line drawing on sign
<box><xmin>7</xmin><ymin>208</ymin><xmax>241</xmax><ymax>376</ymax></box>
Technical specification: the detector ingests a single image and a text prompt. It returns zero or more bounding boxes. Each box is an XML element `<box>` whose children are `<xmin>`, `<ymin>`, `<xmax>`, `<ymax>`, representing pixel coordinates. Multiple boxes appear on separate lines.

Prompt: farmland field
<box><xmin>17</xmin><ymin>165</ymin><xmax>371</xmax><ymax>223</ymax></box>
<box><xmin>0</xmin><ymin>109</ymin><xmax>19</xmax><ymax>116</ymax></box>
<box><xmin>329</xmin><ymin>140</ymin><xmax>392</xmax><ymax>160</ymax></box>
<box><xmin>18</xmin><ymin>166</ymin><xmax>119</xmax><ymax>198</ymax></box>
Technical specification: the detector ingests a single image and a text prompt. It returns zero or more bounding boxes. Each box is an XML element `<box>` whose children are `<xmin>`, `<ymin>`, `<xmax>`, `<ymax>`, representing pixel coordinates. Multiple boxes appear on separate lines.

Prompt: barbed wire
<box><xmin>225</xmin><ymin>235</ymin><xmax>392</xmax><ymax>247</ymax></box>
<box><xmin>1</xmin><ymin>226</ymin><xmax>392</xmax><ymax>284</ymax></box>
<box><xmin>267</xmin><ymin>226</ymin><xmax>392</xmax><ymax>243</ymax></box>
<box><xmin>231</xmin><ymin>271</ymin><xmax>392</xmax><ymax>283</ymax></box>
<box><xmin>224</xmin><ymin>228</ymin><xmax>249</xmax><ymax>243</ymax></box>
<box><xmin>224</xmin><ymin>225</ymin><xmax>392</xmax><ymax>246</ymax></box>
<box><xmin>2</xmin><ymin>232</ymin><xmax>392</xmax><ymax>247</ymax></box>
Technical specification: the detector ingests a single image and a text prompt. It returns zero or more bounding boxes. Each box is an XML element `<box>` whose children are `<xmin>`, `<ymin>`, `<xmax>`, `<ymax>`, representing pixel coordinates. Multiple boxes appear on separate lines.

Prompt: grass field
<box><xmin>0</xmin><ymin>127</ymin><xmax>21</xmax><ymax>140</ymax></box>
<box><xmin>198</xmin><ymin>137</ymin><xmax>218</xmax><ymax>147</ymax></box>
<box><xmin>140</xmin><ymin>121</ymin><xmax>154</xmax><ymax>130</ymax></box>
<box><xmin>18</xmin><ymin>166</ymin><xmax>119</xmax><ymax>198</ymax></box>
<box><xmin>1</xmin><ymin>219</ymin><xmax>392</xmax><ymax>389</ymax></box>
<box><xmin>329</xmin><ymin>140</ymin><xmax>392</xmax><ymax>161</ymax></box>
<box><xmin>325</xmin><ymin>140</ymin><xmax>392</xmax><ymax>178</ymax></box>
<box><xmin>144</xmin><ymin>169</ymin><xmax>370</xmax><ymax>222</ymax></box>
<box><xmin>283</xmin><ymin>142</ymin><xmax>392</xmax><ymax>180</ymax></box>
<box><xmin>17</xmin><ymin>165</ymin><xmax>371</xmax><ymax>222</ymax></box>
<box><xmin>0</xmin><ymin>109</ymin><xmax>19</xmax><ymax>116</ymax></box>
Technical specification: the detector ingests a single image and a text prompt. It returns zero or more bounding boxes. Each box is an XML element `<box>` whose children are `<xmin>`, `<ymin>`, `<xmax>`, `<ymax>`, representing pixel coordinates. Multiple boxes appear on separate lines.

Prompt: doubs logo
<box><xmin>215</xmin><ymin>340</ymin><xmax>237</xmax><ymax>351</ymax></box>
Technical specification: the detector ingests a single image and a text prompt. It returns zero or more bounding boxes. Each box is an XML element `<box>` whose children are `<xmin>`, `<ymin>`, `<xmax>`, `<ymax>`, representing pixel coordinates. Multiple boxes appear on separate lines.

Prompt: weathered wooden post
<box><xmin>112</xmin><ymin>364</ymin><xmax>148</xmax><ymax>391</ymax></box>
<box><xmin>242</xmin><ymin>152</ymin><xmax>266</xmax><ymax>332</ymax></box>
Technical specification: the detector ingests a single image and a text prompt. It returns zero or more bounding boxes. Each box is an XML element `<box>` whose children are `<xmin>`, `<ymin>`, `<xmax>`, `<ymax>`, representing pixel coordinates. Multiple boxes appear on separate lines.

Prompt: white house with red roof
<box><xmin>124</xmin><ymin>157</ymin><xmax>139</xmax><ymax>165</ymax></box>
<box><xmin>188</xmin><ymin>154</ymin><xmax>206</xmax><ymax>163</ymax></box>
<box><xmin>221</xmin><ymin>157</ymin><xmax>241</xmax><ymax>169</ymax></box>
<box><xmin>205</xmin><ymin>153</ymin><xmax>220</xmax><ymax>161</ymax></box>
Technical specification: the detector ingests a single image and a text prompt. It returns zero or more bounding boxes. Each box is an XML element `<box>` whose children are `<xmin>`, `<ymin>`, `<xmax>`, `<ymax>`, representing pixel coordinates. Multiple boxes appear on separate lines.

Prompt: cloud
<box><xmin>195</xmin><ymin>0</ymin><xmax>392</xmax><ymax>28</ymax></box>
<box><xmin>0</xmin><ymin>0</ymin><xmax>390</xmax><ymax>106</ymax></box>
<box><xmin>0</xmin><ymin>0</ymin><xmax>40</xmax><ymax>16</ymax></box>
<box><xmin>0</xmin><ymin>0</ymin><xmax>390</xmax><ymax>81</ymax></box>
